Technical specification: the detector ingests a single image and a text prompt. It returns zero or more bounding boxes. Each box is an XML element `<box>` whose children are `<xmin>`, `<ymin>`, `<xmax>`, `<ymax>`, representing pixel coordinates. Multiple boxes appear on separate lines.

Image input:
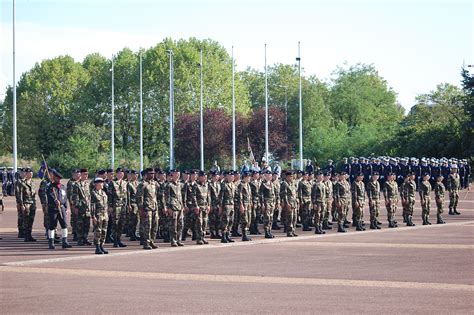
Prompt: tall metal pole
<box><xmin>199</xmin><ymin>49</ymin><xmax>204</xmax><ymax>171</ymax></box>
<box><xmin>297</xmin><ymin>41</ymin><xmax>303</xmax><ymax>171</ymax></box>
<box><xmin>111</xmin><ymin>55</ymin><xmax>115</xmax><ymax>170</ymax></box>
<box><xmin>139</xmin><ymin>52</ymin><xmax>143</xmax><ymax>173</ymax></box>
<box><xmin>168</xmin><ymin>50</ymin><xmax>174</xmax><ymax>169</ymax></box>
<box><xmin>232</xmin><ymin>46</ymin><xmax>236</xmax><ymax>171</ymax></box>
<box><xmin>12</xmin><ymin>0</ymin><xmax>17</xmax><ymax>172</ymax></box>
<box><xmin>264</xmin><ymin>44</ymin><xmax>269</xmax><ymax>163</ymax></box>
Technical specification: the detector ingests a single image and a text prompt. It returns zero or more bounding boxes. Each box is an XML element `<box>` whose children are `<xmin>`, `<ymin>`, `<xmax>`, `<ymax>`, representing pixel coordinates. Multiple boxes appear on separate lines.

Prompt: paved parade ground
<box><xmin>1</xmin><ymin>188</ymin><xmax>473</xmax><ymax>314</ymax></box>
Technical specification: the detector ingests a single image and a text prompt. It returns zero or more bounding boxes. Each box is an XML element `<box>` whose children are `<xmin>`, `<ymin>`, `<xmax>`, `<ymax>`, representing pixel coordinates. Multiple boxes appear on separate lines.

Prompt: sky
<box><xmin>0</xmin><ymin>0</ymin><xmax>472</xmax><ymax>111</ymax></box>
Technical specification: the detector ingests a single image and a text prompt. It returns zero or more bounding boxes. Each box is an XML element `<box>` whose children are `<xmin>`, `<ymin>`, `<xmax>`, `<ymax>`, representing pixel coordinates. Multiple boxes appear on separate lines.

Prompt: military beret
<box><xmin>23</xmin><ymin>167</ymin><xmax>33</xmax><ymax>172</ymax></box>
<box><xmin>340</xmin><ymin>171</ymin><xmax>347</xmax><ymax>175</ymax></box>
<box><xmin>106</xmin><ymin>168</ymin><xmax>114</xmax><ymax>173</ymax></box>
<box><xmin>72</xmin><ymin>168</ymin><xmax>81</xmax><ymax>173</ymax></box>
<box><xmin>241</xmin><ymin>171</ymin><xmax>250</xmax><ymax>178</ymax></box>
<box><xmin>94</xmin><ymin>177</ymin><xmax>105</xmax><ymax>183</ymax></box>
<box><xmin>97</xmin><ymin>169</ymin><xmax>106</xmax><ymax>175</ymax></box>
<box><xmin>372</xmin><ymin>171</ymin><xmax>380</xmax><ymax>176</ymax></box>
<box><xmin>285</xmin><ymin>170</ymin><xmax>294</xmax><ymax>176</ymax></box>
<box><xmin>144</xmin><ymin>167</ymin><xmax>155</xmax><ymax>173</ymax></box>
<box><xmin>356</xmin><ymin>172</ymin><xmax>364</xmax><ymax>177</ymax></box>
<box><xmin>272</xmin><ymin>171</ymin><xmax>279</xmax><ymax>175</ymax></box>
<box><xmin>316</xmin><ymin>171</ymin><xmax>324</xmax><ymax>176</ymax></box>
<box><xmin>422</xmin><ymin>172</ymin><xmax>430</xmax><ymax>177</ymax></box>
<box><xmin>128</xmin><ymin>169</ymin><xmax>137</xmax><ymax>174</ymax></box>
<box><xmin>80</xmin><ymin>168</ymin><xmax>88</xmax><ymax>173</ymax></box>
<box><xmin>333</xmin><ymin>172</ymin><xmax>339</xmax><ymax>176</ymax></box>
<box><xmin>324</xmin><ymin>172</ymin><xmax>331</xmax><ymax>177</ymax></box>
<box><xmin>189</xmin><ymin>170</ymin><xmax>198</xmax><ymax>175</ymax></box>
<box><xmin>198</xmin><ymin>171</ymin><xmax>206</xmax><ymax>177</ymax></box>
<box><xmin>141</xmin><ymin>170</ymin><xmax>147</xmax><ymax>176</ymax></box>
<box><xmin>115</xmin><ymin>167</ymin><xmax>125</xmax><ymax>172</ymax></box>
<box><xmin>52</xmin><ymin>169</ymin><xmax>63</xmax><ymax>179</ymax></box>
<box><xmin>388</xmin><ymin>172</ymin><xmax>396</xmax><ymax>176</ymax></box>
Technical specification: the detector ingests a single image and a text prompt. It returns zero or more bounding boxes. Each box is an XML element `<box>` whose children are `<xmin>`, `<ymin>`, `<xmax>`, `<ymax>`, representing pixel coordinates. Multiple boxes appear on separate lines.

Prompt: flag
<box><xmin>38</xmin><ymin>160</ymin><xmax>47</xmax><ymax>179</ymax></box>
<box><xmin>247</xmin><ymin>137</ymin><xmax>255</xmax><ymax>164</ymax></box>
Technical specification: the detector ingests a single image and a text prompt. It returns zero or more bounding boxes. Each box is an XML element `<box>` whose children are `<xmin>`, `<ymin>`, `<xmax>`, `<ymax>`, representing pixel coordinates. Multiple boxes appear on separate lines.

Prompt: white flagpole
<box><xmin>139</xmin><ymin>52</ymin><xmax>143</xmax><ymax>173</ymax></box>
<box><xmin>297</xmin><ymin>42</ymin><xmax>303</xmax><ymax>171</ymax></box>
<box><xmin>200</xmin><ymin>49</ymin><xmax>204</xmax><ymax>171</ymax></box>
<box><xmin>12</xmin><ymin>0</ymin><xmax>17</xmax><ymax>172</ymax></box>
<box><xmin>264</xmin><ymin>44</ymin><xmax>269</xmax><ymax>163</ymax></box>
<box><xmin>232</xmin><ymin>46</ymin><xmax>236</xmax><ymax>171</ymax></box>
<box><xmin>111</xmin><ymin>55</ymin><xmax>115</xmax><ymax>170</ymax></box>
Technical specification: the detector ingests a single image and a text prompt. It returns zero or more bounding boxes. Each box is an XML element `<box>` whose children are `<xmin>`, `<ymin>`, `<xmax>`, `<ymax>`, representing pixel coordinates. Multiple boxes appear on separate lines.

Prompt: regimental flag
<box><xmin>247</xmin><ymin>137</ymin><xmax>256</xmax><ymax>164</ymax></box>
<box><xmin>38</xmin><ymin>160</ymin><xmax>47</xmax><ymax>179</ymax></box>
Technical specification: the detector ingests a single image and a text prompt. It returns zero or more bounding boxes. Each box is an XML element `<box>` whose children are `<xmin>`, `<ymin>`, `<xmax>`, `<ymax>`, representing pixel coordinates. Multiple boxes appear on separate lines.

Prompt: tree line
<box><xmin>0</xmin><ymin>38</ymin><xmax>471</xmax><ymax>172</ymax></box>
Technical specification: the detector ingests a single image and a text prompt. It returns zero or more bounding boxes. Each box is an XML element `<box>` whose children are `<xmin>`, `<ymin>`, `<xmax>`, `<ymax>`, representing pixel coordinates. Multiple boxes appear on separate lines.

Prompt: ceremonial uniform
<box><xmin>366</xmin><ymin>179</ymin><xmax>381</xmax><ymax>229</ymax></box>
<box><xmin>383</xmin><ymin>180</ymin><xmax>399</xmax><ymax>227</ymax></box>
<box><xmin>72</xmin><ymin>179</ymin><xmax>92</xmax><ymax>245</ymax></box>
<box><xmin>137</xmin><ymin>178</ymin><xmax>159</xmax><ymax>248</ymax></box>
<box><xmin>19</xmin><ymin>178</ymin><xmax>36</xmax><ymax>241</ymax></box>
<box><xmin>280</xmin><ymin>179</ymin><xmax>299</xmax><ymax>237</ymax></box>
<box><xmin>298</xmin><ymin>178</ymin><xmax>312</xmax><ymax>230</ymax></box>
<box><xmin>46</xmin><ymin>176</ymin><xmax>71</xmax><ymax>249</ymax></box>
<box><xmin>165</xmin><ymin>180</ymin><xmax>184</xmax><ymax>246</ymax></box>
<box><xmin>91</xmin><ymin>187</ymin><xmax>108</xmax><ymax>250</ymax></box>
<box><xmin>260</xmin><ymin>179</ymin><xmax>276</xmax><ymax>238</ymax></box>
<box><xmin>447</xmin><ymin>172</ymin><xmax>461</xmax><ymax>215</ymax></box>
<box><xmin>419</xmin><ymin>179</ymin><xmax>432</xmax><ymax>224</ymax></box>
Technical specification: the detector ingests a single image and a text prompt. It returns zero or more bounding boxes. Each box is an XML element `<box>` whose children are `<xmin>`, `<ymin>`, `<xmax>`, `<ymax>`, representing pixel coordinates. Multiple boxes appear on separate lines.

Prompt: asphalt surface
<box><xmin>1</xmin><ymin>185</ymin><xmax>473</xmax><ymax>314</ymax></box>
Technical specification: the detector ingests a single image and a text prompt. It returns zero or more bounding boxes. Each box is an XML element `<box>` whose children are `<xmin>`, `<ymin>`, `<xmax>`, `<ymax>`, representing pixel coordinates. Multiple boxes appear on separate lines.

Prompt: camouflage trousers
<box><xmin>353</xmin><ymin>202</ymin><xmax>365</xmax><ymax>222</ymax></box>
<box><xmin>220</xmin><ymin>205</ymin><xmax>234</xmax><ymax>233</ymax></box>
<box><xmin>313</xmin><ymin>202</ymin><xmax>325</xmax><ymax>225</ymax></box>
<box><xmin>386</xmin><ymin>199</ymin><xmax>398</xmax><ymax>222</ymax></box>
<box><xmin>232</xmin><ymin>204</ymin><xmax>241</xmax><ymax>233</ymax></box>
<box><xmin>436</xmin><ymin>197</ymin><xmax>444</xmax><ymax>215</ymax></box>
<box><xmin>169</xmin><ymin>210</ymin><xmax>183</xmax><ymax>244</ymax></box>
<box><xmin>111</xmin><ymin>205</ymin><xmax>126</xmax><ymax>241</ymax></box>
<box><xmin>449</xmin><ymin>191</ymin><xmax>459</xmax><ymax>210</ymax></box>
<box><xmin>76</xmin><ymin>209</ymin><xmax>91</xmax><ymax>242</ymax></box>
<box><xmin>323</xmin><ymin>199</ymin><xmax>332</xmax><ymax>221</ymax></box>
<box><xmin>300</xmin><ymin>200</ymin><xmax>311</xmax><ymax>226</ymax></box>
<box><xmin>17</xmin><ymin>203</ymin><xmax>24</xmax><ymax>233</ymax></box>
<box><xmin>208</xmin><ymin>205</ymin><xmax>220</xmax><ymax>235</ymax></box>
<box><xmin>128</xmin><ymin>204</ymin><xmax>139</xmax><ymax>236</ymax></box>
<box><xmin>22</xmin><ymin>203</ymin><xmax>36</xmax><ymax>235</ymax></box>
<box><xmin>421</xmin><ymin>197</ymin><xmax>431</xmax><ymax>219</ymax></box>
<box><xmin>240</xmin><ymin>204</ymin><xmax>251</xmax><ymax>232</ymax></box>
<box><xmin>273</xmin><ymin>204</ymin><xmax>281</xmax><ymax>224</ymax></box>
<box><xmin>143</xmin><ymin>209</ymin><xmax>159</xmax><ymax>245</ymax></box>
<box><xmin>250</xmin><ymin>201</ymin><xmax>260</xmax><ymax>226</ymax></box>
<box><xmin>285</xmin><ymin>205</ymin><xmax>297</xmax><ymax>233</ymax></box>
<box><xmin>195</xmin><ymin>207</ymin><xmax>209</xmax><ymax>241</ymax></box>
<box><xmin>337</xmin><ymin>199</ymin><xmax>350</xmax><ymax>224</ymax></box>
<box><xmin>369</xmin><ymin>199</ymin><xmax>380</xmax><ymax>222</ymax></box>
<box><xmin>262</xmin><ymin>203</ymin><xmax>275</xmax><ymax>233</ymax></box>
<box><xmin>158</xmin><ymin>206</ymin><xmax>167</xmax><ymax>237</ymax></box>
<box><xmin>93</xmin><ymin>213</ymin><xmax>108</xmax><ymax>245</ymax></box>
<box><xmin>406</xmin><ymin>199</ymin><xmax>415</xmax><ymax>217</ymax></box>
<box><xmin>183</xmin><ymin>210</ymin><xmax>197</xmax><ymax>236</ymax></box>
<box><xmin>70</xmin><ymin>209</ymin><xmax>77</xmax><ymax>236</ymax></box>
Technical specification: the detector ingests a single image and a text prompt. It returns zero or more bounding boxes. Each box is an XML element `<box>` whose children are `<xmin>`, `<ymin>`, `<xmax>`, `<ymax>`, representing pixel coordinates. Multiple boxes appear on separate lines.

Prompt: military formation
<box><xmin>5</xmin><ymin>155</ymin><xmax>470</xmax><ymax>255</ymax></box>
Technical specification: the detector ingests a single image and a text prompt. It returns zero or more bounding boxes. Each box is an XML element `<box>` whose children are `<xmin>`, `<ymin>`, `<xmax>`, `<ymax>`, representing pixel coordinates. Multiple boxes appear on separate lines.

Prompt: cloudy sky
<box><xmin>0</xmin><ymin>0</ymin><xmax>472</xmax><ymax>111</ymax></box>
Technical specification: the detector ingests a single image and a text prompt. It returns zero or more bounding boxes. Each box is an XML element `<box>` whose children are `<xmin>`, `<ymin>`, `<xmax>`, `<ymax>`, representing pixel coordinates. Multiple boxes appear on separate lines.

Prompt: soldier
<box><xmin>366</xmin><ymin>171</ymin><xmax>381</xmax><ymax>230</ymax></box>
<box><xmin>311</xmin><ymin>172</ymin><xmax>326</xmax><ymax>234</ymax></box>
<box><xmin>434</xmin><ymin>175</ymin><xmax>446</xmax><ymax>224</ymax></box>
<box><xmin>341</xmin><ymin>158</ymin><xmax>351</xmax><ymax>176</ymax></box>
<box><xmin>440</xmin><ymin>159</ymin><xmax>450</xmax><ymax>187</ymax></box>
<box><xmin>154</xmin><ymin>168</ymin><xmax>168</xmax><ymax>242</ymax></box>
<box><xmin>137</xmin><ymin>168</ymin><xmax>159</xmax><ymax>249</ymax></box>
<box><xmin>351</xmin><ymin>173</ymin><xmax>366</xmax><ymax>231</ymax></box>
<box><xmin>67</xmin><ymin>169</ymin><xmax>80</xmax><ymax>241</ymax></box>
<box><xmin>208</xmin><ymin>171</ymin><xmax>221</xmax><ymax>239</ymax></box>
<box><xmin>165</xmin><ymin>169</ymin><xmax>185</xmax><ymax>247</ymax></box>
<box><xmin>38</xmin><ymin>170</ymin><xmax>52</xmax><ymax>239</ymax></box>
<box><xmin>91</xmin><ymin>177</ymin><xmax>109</xmax><ymax>254</ymax></box>
<box><xmin>419</xmin><ymin>173</ymin><xmax>432</xmax><ymax>225</ymax></box>
<box><xmin>15</xmin><ymin>168</ymin><xmax>25</xmax><ymax>238</ymax></box>
<box><xmin>218</xmin><ymin>171</ymin><xmax>236</xmax><ymax>243</ymax></box>
<box><xmin>46</xmin><ymin>169</ymin><xmax>72</xmax><ymax>249</ymax></box>
<box><xmin>271</xmin><ymin>171</ymin><xmax>282</xmax><ymax>230</ymax></box>
<box><xmin>231</xmin><ymin>172</ymin><xmax>242</xmax><ymax>238</ymax></box>
<box><xmin>400</xmin><ymin>175</ymin><xmax>409</xmax><ymax>223</ymax></box>
<box><xmin>350</xmin><ymin>158</ymin><xmax>361</xmax><ymax>183</ymax></box>
<box><xmin>458</xmin><ymin>160</ymin><xmax>466</xmax><ymax>190</ymax></box>
<box><xmin>362</xmin><ymin>158</ymin><xmax>372</xmax><ymax>185</ymax></box>
<box><xmin>334</xmin><ymin>171</ymin><xmax>351</xmax><ymax>232</ymax></box>
<box><xmin>383</xmin><ymin>172</ymin><xmax>399</xmax><ymax>228</ymax></box>
<box><xmin>183</xmin><ymin>170</ymin><xmax>198</xmax><ymax>241</ymax></box>
<box><xmin>280</xmin><ymin>171</ymin><xmax>299</xmax><ymax>237</ymax></box>
<box><xmin>237</xmin><ymin>171</ymin><xmax>253</xmax><ymax>241</ymax></box>
<box><xmin>249</xmin><ymin>171</ymin><xmax>262</xmax><ymax>235</ymax></box>
<box><xmin>447</xmin><ymin>164</ymin><xmax>461</xmax><ymax>215</ymax></box>
<box><xmin>298</xmin><ymin>171</ymin><xmax>312</xmax><ymax>231</ymax></box>
<box><xmin>260</xmin><ymin>170</ymin><xmax>276</xmax><ymax>239</ymax></box>
<box><xmin>420</xmin><ymin>159</ymin><xmax>431</xmax><ymax>188</ymax></box>
<box><xmin>191</xmin><ymin>171</ymin><xmax>211</xmax><ymax>245</ymax></box>
<box><xmin>322</xmin><ymin>172</ymin><xmax>333</xmax><ymax>230</ymax></box>
<box><xmin>104</xmin><ymin>169</ymin><xmax>115</xmax><ymax>243</ymax></box>
<box><xmin>402</xmin><ymin>172</ymin><xmax>417</xmax><ymax>226</ymax></box>
<box><xmin>126</xmin><ymin>170</ymin><xmax>139</xmax><ymax>241</ymax></box>
<box><xmin>18</xmin><ymin>167</ymin><xmax>37</xmax><ymax>242</ymax></box>
<box><xmin>463</xmin><ymin>159</ymin><xmax>471</xmax><ymax>189</ymax></box>
<box><xmin>325</xmin><ymin>159</ymin><xmax>335</xmax><ymax>176</ymax></box>
<box><xmin>72</xmin><ymin>169</ymin><xmax>92</xmax><ymax>246</ymax></box>
<box><xmin>108</xmin><ymin>168</ymin><xmax>128</xmax><ymax>248</ymax></box>
<box><xmin>330</xmin><ymin>173</ymin><xmax>339</xmax><ymax>223</ymax></box>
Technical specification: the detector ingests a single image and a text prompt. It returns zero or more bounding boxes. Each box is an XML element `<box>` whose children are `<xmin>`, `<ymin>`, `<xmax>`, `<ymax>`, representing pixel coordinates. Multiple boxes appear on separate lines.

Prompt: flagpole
<box><xmin>111</xmin><ymin>55</ymin><xmax>115</xmax><ymax>170</ymax></box>
<box><xmin>12</xmin><ymin>0</ymin><xmax>17</xmax><ymax>172</ymax></box>
<box><xmin>232</xmin><ymin>46</ymin><xmax>236</xmax><ymax>171</ymax></box>
<box><xmin>199</xmin><ymin>49</ymin><xmax>204</xmax><ymax>171</ymax></box>
<box><xmin>168</xmin><ymin>50</ymin><xmax>174</xmax><ymax>169</ymax></box>
<box><xmin>264</xmin><ymin>44</ymin><xmax>269</xmax><ymax>163</ymax></box>
<box><xmin>297</xmin><ymin>41</ymin><xmax>303</xmax><ymax>171</ymax></box>
<box><xmin>139</xmin><ymin>51</ymin><xmax>143</xmax><ymax>173</ymax></box>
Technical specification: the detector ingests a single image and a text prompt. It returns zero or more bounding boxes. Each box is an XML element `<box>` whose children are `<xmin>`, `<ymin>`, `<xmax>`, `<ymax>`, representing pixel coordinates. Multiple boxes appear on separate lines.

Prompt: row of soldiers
<box><xmin>9</xmin><ymin>160</ymin><xmax>464</xmax><ymax>254</ymax></box>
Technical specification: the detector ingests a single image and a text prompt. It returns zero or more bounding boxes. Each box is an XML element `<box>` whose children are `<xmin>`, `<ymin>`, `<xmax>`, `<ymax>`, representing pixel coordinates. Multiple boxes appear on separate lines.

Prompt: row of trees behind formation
<box><xmin>0</xmin><ymin>38</ymin><xmax>472</xmax><ymax>172</ymax></box>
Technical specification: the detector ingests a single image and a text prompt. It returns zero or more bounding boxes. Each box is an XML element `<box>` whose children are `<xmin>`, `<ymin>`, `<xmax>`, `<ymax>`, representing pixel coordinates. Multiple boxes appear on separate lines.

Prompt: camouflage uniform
<box><xmin>280</xmin><ymin>179</ymin><xmax>299</xmax><ymax>236</ymax></box>
<box><xmin>260</xmin><ymin>179</ymin><xmax>275</xmax><ymax>236</ymax></box>
<box><xmin>323</xmin><ymin>179</ymin><xmax>333</xmax><ymax>229</ymax></box>
<box><xmin>126</xmin><ymin>179</ymin><xmax>139</xmax><ymax>239</ymax></box>
<box><xmin>249</xmin><ymin>178</ymin><xmax>261</xmax><ymax>234</ymax></box>
<box><xmin>298</xmin><ymin>179</ymin><xmax>312</xmax><ymax>230</ymax></box>
<box><xmin>351</xmin><ymin>180</ymin><xmax>366</xmax><ymax>230</ymax></box>
<box><xmin>208</xmin><ymin>179</ymin><xmax>221</xmax><ymax>238</ymax></box>
<box><xmin>218</xmin><ymin>180</ymin><xmax>235</xmax><ymax>235</ymax></box>
<box><xmin>311</xmin><ymin>180</ymin><xmax>326</xmax><ymax>233</ymax></box>
<box><xmin>19</xmin><ymin>179</ymin><xmax>36</xmax><ymax>240</ymax></box>
<box><xmin>272</xmin><ymin>178</ymin><xmax>281</xmax><ymax>229</ymax></box>
<box><xmin>334</xmin><ymin>179</ymin><xmax>351</xmax><ymax>226</ymax></box>
<box><xmin>15</xmin><ymin>177</ymin><xmax>24</xmax><ymax>237</ymax></box>
<box><xmin>66</xmin><ymin>178</ymin><xmax>77</xmax><ymax>239</ymax></box>
<box><xmin>38</xmin><ymin>178</ymin><xmax>50</xmax><ymax>232</ymax></box>
<box><xmin>108</xmin><ymin>179</ymin><xmax>128</xmax><ymax>244</ymax></box>
<box><xmin>191</xmin><ymin>181</ymin><xmax>211</xmax><ymax>243</ymax></box>
<box><xmin>72</xmin><ymin>180</ymin><xmax>92</xmax><ymax>244</ymax></box>
<box><xmin>434</xmin><ymin>180</ymin><xmax>446</xmax><ymax>223</ymax></box>
<box><xmin>237</xmin><ymin>180</ymin><xmax>252</xmax><ymax>239</ymax></box>
<box><xmin>419</xmin><ymin>179</ymin><xmax>432</xmax><ymax>224</ymax></box>
<box><xmin>403</xmin><ymin>178</ymin><xmax>416</xmax><ymax>225</ymax></box>
<box><xmin>447</xmin><ymin>173</ymin><xmax>461</xmax><ymax>214</ymax></box>
<box><xmin>165</xmin><ymin>180</ymin><xmax>184</xmax><ymax>246</ymax></box>
<box><xmin>366</xmin><ymin>179</ymin><xmax>381</xmax><ymax>228</ymax></box>
<box><xmin>91</xmin><ymin>187</ymin><xmax>108</xmax><ymax>246</ymax></box>
<box><xmin>156</xmin><ymin>179</ymin><xmax>168</xmax><ymax>240</ymax></box>
<box><xmin>383</xmin><ymin>180</ymin><xmax>399</xmax><ymax>227</ymax></box>
<box><xmin>137</xmin><ymin>178</ymin><xmax>159</xmax><ymax>247</ymax></box>
<box><xmin>232</xmin><ymin>178</ymin><xmax>242</xmax><ymax>237</ymax></box>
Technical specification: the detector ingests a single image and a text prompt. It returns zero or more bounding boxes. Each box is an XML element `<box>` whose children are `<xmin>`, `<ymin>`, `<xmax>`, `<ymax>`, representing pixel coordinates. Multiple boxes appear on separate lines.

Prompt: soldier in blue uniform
<box><xmin>341</xmin><ymin>157</ymin><xmax>351</xmax><ymax>176</ymax></box>
<box><xmin>420</xmin><ymin>158</ymin><xmax>431</xmax><ymax>188</ymax></box>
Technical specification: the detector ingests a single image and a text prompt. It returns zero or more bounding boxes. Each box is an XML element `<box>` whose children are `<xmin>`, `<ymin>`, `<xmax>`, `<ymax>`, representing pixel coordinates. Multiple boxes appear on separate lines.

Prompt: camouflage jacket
<box><xmin>351</xmin><ymin>181</ymin><xmax>366</xmax><ymax>204</ymax></box>
<box><xmin>91</xmin><ymin>188</ymin><xmax>108</xmax><ymax>217</ymax></box>
<box><xmin>434</xmin><ymin>181</ymin><xmax>445</xmax><ymax>199</ymax></box>
<box><xmin>19</xmin><ymin>179</ymin><xmax>36</xmax><ymax>205</ymax></box>
<box><xmin>280</xmin><ymin>180</ymin><xmax>298</xmax><ymax>208</ymax></box>
<box><xmin>137</xmin><ymin>179</ymin><xmax>158</xmax><ymax>211</ymax></box>
<box><xmin>219</xmin><ymin>180</ymin><xmax>235</xmax><ymax>207</ymax></box>
<box><xmin>366</xmin><ymin>180</ymin><xmax>381</xmax><ymax>201</ymax></box>
<box><xmin>383</xmin><ymin>181</ymin><xmax>399</xmax><ymax>201</ymax></box>
<box><xmin>311</xmin><ymin>181</ymin><xmax>326</xmax><ymax>204</ymax></box>
<box><xmin>298</xmin><ymin>179</ymin><xmax>312</xmax><ymax>203</ymax></box>
<box><xmin>209</xmin><ymin>180</ymin><xmax>221</xmax><ymax>207</ymax></box>
<box><xmin>447</xmin><ymin>174</ymin><xmax>461</xmax><ymax>192</ymax></box>
<box><xmin>72</xmin><ymin>180</ymin><xmax>91</xmax><ymax>211</ymax></box>
<box><xmin>108</xmin><ymin>179</ymin><xmax>128</xmax><ymax>208</ymax></box>
<box><xmin>260</xmin><ymin>180</ymin><xmax>275</xmax><ymax>207</ymax></box>
<box><xmin>419</xmin><ymin>180</ymin><xmax>431</xmax><ymax>202</ymax></box>
<box><xmin>165</xmin><ymin>180</ymin><xmax>183</xmax><ymax>211</ymax></box>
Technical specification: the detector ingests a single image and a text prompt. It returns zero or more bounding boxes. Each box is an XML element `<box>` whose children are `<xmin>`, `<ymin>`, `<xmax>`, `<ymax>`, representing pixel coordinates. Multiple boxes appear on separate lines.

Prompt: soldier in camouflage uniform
<box><xmin>298</xmin><ymin>172</ymin><xmax>312</xmax><ymax>231</ymax></box>
<box><xmin>208</xmin><ymin>171</ymin><xmax>221</xmax><ymax>239</ymax></box>
<box><xmin>72</xmin><ymin>169</ymin><xmax>92</xmax><ymax>245</ymax></box>
<box><xmin>434</xmin><ymin>175</ymin><xmax>446</xmax><ymax>224</ymax></box>
<box><xmin>351</xmin><ymin>173</ymin><xmax>366</xmax><ymax>231</ymax></box>
<box><xmin>311</xmin><ymin>172</ymin><xmax>326</xmax><ymax>234</ymax></box>
<box><xmin>419</xmin><ymin>173</ymin><xmax>432</xmax><ymax>225</ymax></box>
<box><xmin>447</xmin><ymin>165</ymin><xmax>461</xmax><ymax>215</ymax></box>
<box><xmin>383</xmin><ymin>172</ymin><xmax>399</xmax><ymax>228</ymax></box>
<box><xmin>330</xmin><ymin>173</ymin><xmax>338</xmax><ymax>223</ymax></box>
<box><xmin>322</xmin><ymin>172</ymin><xmax>334</xmax><ymax>230</ymax></box>
<box><xmin>165</xmin><ymin>169</ymin><xmax>185</xmax><ymax>247</ymax></box>
<box><xmin>403</xmin><ymin>172</ymin><xmax>417</xmax><ymax>226</ymax></box>
<box><xmin>19</xmin><ymin>167</ymin><xmax>37</xmax><ymax>242</ymax></box>
<box><xmin>271</xmin><ymin>171</ymin><xmax>281</xmax><ymax>230</ymax></box>
<box><xmin>126</xmin><ymin>170</ymin><xmax>139</xmax><ymax>241</ymax></box>
<box><xmin>334</xmin><ymin>172</ymin><xmax>351</xmax><ymax>232</ymax></box>
<box><xmin>366</xmin><ymin>171</ymin><xmax>382</xmax><ymax>229</ymax></box>
<box><xmin>108</xmin><ymin>168</ymin><xmax>128</xmax><ymax>248</ymax></box>
<box><xmin>183</xmin><ymin>170</ymin><xmax>198</xmax><ymax>241</ymax></box>
<box><xmin>67</xmin><ymin>169</ymin><xmax>80</xmax><ymax>241</ymax></box>
<box><xmin>400</xmin><ymin>175</ymin><xmax>409</xmax><ymax>223</ymax></box>
<box><xmin>191</xmin><ymin>171</ymin><xmax>211</xmax><ymax>245</ymax></box>
<box><xmin>280</xmin><ymin>171</ymin><xmax>299</xmax><ymax>237</ymax></box>
<box><xmin>104</xmin><ymin>169</ymin><xmax>115</xmax><ymax>243</ymax></box>
<box><xmin>260</xmin><ymin>170</ymin><xmax>276</xmax><ymax>239</ymax></box>
<box><xmin>38</xmin><ymin>172</ymin><xmax>51</xmax><ymax>239</ymax></box>
<box><xmin>249</xmin><ymin>171</ymin><xmax>262</xmax><ymax>235</ymax></box>
<box><xmin>237</xmin><ymin>171</ymin><xmax>253</xmax><ymax>241</ymax></box>
<box><xmin>91</xmin><ymin>177</ymin><xmax>109</xmax><ymax>254</ymax></box>
<box><xmin>15</xmin><ymin>168</ymin><xmax>25</xmax><ymax>238</ymax></box>
<box><xmin>137</xmin><ymin>168</ymin><xmax>159</xmax><ymax>249</ymax></box>
<box><xmin>155</xmin><ymin>169</ymin><xmax>168</xmax><ymax>242</ymax></box>
<box><xmin>218</xmin><ymin>171</ymin><xmax>236</xmax><ymax>243</ymax></box>
<box><xmin>231</xmin><ymin>172</ymin><xmax>242</xmax><ymax>237</ymax></box>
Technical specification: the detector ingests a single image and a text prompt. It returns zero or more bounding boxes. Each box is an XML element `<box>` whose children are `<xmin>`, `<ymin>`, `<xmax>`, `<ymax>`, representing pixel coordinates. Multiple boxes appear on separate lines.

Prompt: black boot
<box><xmin>221</xmin><ymin>232</ymin><xmax>229</xmax><ymax>243</ymax></box>
<box><xmin>25</xmin><ymin>233</ymin><xmax>37</xmax><ymax>242</ymax></box>
<box><xmin>352</xmin><ymin>220</ymin><xmax>358</xmax><ymax>227</ymax></box>
<box><xmin>437</xmin><ymin>214</ymin><xmax>445</xmax><ymax>224</ymax></box>
<box><xmin>181</xmin><ymin>230</ymin><xmax>187</xmax><ymax>241</ymax></box>
<box><xmin>100</xmin><ymin>243</ymin><xmax>108</xmax><ymax>254</ymax></box>
<box><xmin>370</xmin><ymin>220</ymin><xmax>377</xmax><ymax>230</ymax></box>
<box><xmin>143</xmin><ymin>242</ymin><xmax>152</xmax><ymax>250</ymax></box>
<box><xmin>317</xmin><ymin>224</ymin><xmax>325</xmax><ymax>234</ymax></box>
<box><xmin>226</xmin><ymin>232</ymin><xmax>235</xmax><ymax>243</ymax></box>
<box><xmin>337</xmin><ymin>223</ymin><xmax>347</xmax><ymax>233</ymax></box>
<box><xmin>255</xmin><ymin>223</ymin><xmax>262</xmax><ymax>235</ymax></box>
<box><xmin>322</xmin><ymin>220</ymin><xmax>332</xmax><ymax>230</ymax></box>
<box><xmin>422</xmin><ymin>217</ymin><xmax>428</xmax><ymax>225</ymax></box>
<box><xmin>302</xmin><ymin>223</ymin><xmax>312</xmax><ymax>231</ymax></box>
<box><xmin>231</xmin><ymin>229</ymin><xmax>242</xmax><ymax>237</ymax></box>
<box><xmin>117</xmin><ymin>239</ymin><xmax>127</xmax><ymax>247</ymax></box>
<box><xmin>454</xmin><ymin>209</ymin><xmax>461</xmax><ymax>215</ymax></box>
<box><xmin>356</xmin><ymin>221</ymin><xmax>363</xmax><ymax>231</ymax></box>
<box><xmin>210</xmin><ymin>231</ymin><xmax>217</xmax><ymax>239</ymax></box>
<box><xmin>48</xmin><ymin>238</ymin><xmax>55</xmax><ymax>249</ymax></box>
<box><xmin>62</xmin><ymin>237</ymin><xmax>72</xmax><ymax>248</ymax></box>
<box><xmin>272</xmin><ymin>221</ymin><xmax>281</xmax><ymax>230</ymax></box>
<box><xmin>448</xmin><ymin>208</ymin><xmax>454</xmax><ymax>215</ymax></box>
<box><xmin>264</xmin><ymin>230</ymin><xmax>274</xmax><ymax>239</ymax></box>
<box><xmin>388</xmin><ymin>220</ymin><xmax>396</xmax><ymax>228</ymax></box>
<box><xmin>72</xmin><ymin>232</ymin><xmax>78</xmax><ymax>241</ymax></box>
<box><xmin>426</xmin><ymin>217</ymin><xmax>432</xmax><ymax>225</ymax></box>
<box><xmin>242</xmin><ymin>231</ymin><xmax>251</xmax><ymax>241</ymax></box>
<box><xmin>407</xmin><ymin>216</ymin><xmax>416</xmax><ymax>226</ymax></box>
<box><xmin>95</xmin><ymin>244</ymin><xmax>103</xmax><ymax>254</ymax></box>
